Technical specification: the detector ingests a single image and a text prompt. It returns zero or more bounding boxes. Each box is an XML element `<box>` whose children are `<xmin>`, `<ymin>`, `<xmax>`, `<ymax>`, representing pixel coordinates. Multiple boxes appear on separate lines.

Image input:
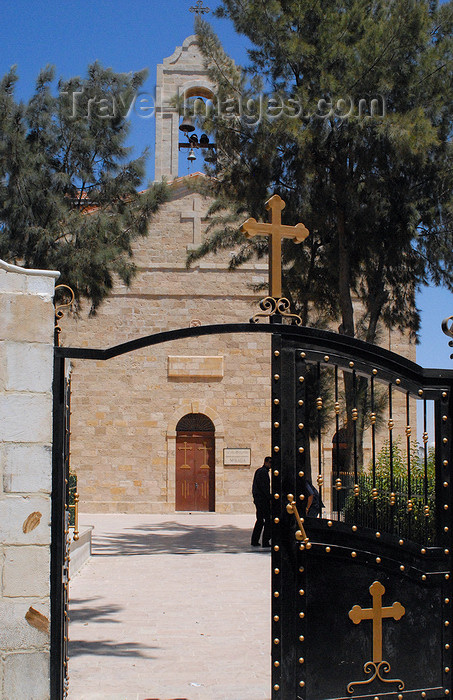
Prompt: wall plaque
<box><xmin>223</xmin><ymin>448</ymin><xmax>251</xmax><ymax>466</ymax></box>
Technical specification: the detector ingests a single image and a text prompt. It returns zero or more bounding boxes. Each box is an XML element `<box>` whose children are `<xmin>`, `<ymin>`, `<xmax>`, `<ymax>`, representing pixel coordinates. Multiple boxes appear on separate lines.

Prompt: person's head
<box><xmin>264</xmin><ymin>456</ymin><xmax>272</xmax><ymax>469</ymax></box>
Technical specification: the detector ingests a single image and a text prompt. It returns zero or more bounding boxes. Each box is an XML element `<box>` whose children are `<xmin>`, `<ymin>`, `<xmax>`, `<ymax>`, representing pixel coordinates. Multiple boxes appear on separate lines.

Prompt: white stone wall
<box><xmin>0</xmin><ymin>260</ymin><xmax>58</xmax><ymax>700</ymax></box>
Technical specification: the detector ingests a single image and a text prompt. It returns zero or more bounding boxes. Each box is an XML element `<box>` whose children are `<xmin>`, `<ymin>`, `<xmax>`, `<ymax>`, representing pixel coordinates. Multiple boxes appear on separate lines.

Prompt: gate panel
<box><xmin>272</xmin><ymin>333</ymin><xmax>453</xmax><ymax>700</ymax></box>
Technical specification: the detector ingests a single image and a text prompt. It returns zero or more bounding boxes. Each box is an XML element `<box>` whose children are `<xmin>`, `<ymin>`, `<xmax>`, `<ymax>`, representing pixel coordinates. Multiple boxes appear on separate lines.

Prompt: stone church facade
<box><xmin>61</xmin><ymin>36</ymin><xmax>415</xmax><ymax>515</ymax></box>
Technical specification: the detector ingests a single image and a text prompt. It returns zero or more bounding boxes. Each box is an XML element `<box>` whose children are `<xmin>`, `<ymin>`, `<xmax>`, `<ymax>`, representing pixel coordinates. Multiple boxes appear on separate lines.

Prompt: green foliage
<box><xmin>0</xmin><ymin>63</ymin><xmax>169</xmax><ymax>312</ymax></box>
<box><xmin>374</xmin><ymin>438</ymin><xmax>436</xmax><ymax>480</ymax></box>
<box><xmin>344</xmin><ymin>438</ymin><xmax>436</xmax><ymax>544</ymax></box>
<box><xmin>68</xmin><ymin>472</ymin><xmax>77</xmax><ymax>528</ymax></box>
<box><xmin>192</xmin><ymin>1</ymin><xmax>453</xmax><ymax>341</ymax></box>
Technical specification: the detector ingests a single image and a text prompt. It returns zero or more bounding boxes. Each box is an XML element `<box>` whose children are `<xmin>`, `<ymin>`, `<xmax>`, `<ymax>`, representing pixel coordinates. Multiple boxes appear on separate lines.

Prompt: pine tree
<box><xmin>0</xmin><ymin>63</ymin><xmax>168</xmax><ymax>312</ymax></box>
<box><xmin>193</xmin><ymin>1</ymin><xmax>453</xmax><ymax>339</ymax></box>
<box><xmin>191</xmin><ymin>1</ymin><xmax>453</xmax><ymax>467</ymax></box>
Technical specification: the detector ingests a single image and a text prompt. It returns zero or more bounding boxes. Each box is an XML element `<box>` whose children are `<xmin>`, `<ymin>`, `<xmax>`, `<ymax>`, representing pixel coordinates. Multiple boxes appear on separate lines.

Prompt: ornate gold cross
<box><xmin>349</xmin><ymin>581</ymin><xmax>405</xmax><ymax>663</ymax></box>
<box><xmin>347</xmin><ymin>581</ymin><xmax>405</xmax><ymax>693</ymax></box>
<box><xmin>240</xmin><ymin>194</ymin><xmax>309</xmax><ymax>298</ymax></box>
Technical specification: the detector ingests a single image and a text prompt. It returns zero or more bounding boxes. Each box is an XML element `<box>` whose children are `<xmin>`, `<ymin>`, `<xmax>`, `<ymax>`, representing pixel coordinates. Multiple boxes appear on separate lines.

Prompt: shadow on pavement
<box><xmin>69</xmin><ymin>597</ymin><xmax>123</xmax><ymax>624</ymax></box>
<box><xmin>91</xmin><ymin>521</ymin><xmax>270</xmax><ymax>557</ymax></box>
<box><xmin>68</xmin><ymin>639</ymin><xmax>157</xmax><ymax>659</ymax></box>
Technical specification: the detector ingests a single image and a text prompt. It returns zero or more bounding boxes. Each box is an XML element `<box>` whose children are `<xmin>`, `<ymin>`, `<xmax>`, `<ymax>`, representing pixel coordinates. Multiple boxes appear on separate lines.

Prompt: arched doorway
<box><xmin>175</xmin><ymin>413</ymin><xmax>215</xmax><ymax>511</ymax></box>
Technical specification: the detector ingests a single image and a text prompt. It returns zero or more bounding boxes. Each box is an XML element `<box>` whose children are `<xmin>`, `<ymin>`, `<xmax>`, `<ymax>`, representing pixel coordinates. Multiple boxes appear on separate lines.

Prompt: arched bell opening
<box><xmin>178</xmin><ymin>86</ymin><xmax>216</xmax><ymax>175</ymax></box>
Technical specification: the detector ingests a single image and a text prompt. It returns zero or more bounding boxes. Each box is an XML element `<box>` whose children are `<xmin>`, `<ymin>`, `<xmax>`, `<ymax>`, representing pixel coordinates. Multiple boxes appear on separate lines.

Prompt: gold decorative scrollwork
<box><xmin>250</xmin><ymin>296</ymin><xmax>303</xmax><ymax>325</ymax></box>
<box><xmin>54</xmin><ymin>285</ymin><xmax>75</xmax><ymax>346</ymax></box>
<box><xmin>347</xmin><ymin>660</ymin><xmax>404</xmax><ymax>694</ymax></box>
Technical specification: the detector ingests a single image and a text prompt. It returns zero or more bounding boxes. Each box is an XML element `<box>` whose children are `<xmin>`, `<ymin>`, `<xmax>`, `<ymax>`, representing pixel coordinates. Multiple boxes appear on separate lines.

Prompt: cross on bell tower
<box><xmin>190</xmin><ymin>0</ymin><xmax>210</xmax><ymax>14</ymax></box>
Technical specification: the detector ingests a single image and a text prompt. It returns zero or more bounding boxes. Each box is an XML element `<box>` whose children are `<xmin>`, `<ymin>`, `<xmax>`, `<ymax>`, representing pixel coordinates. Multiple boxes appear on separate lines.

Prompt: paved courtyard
<box><xmin>68</xmin><ymin>513</ymin><xmax>271</xmax><ymax>700</ymax></box>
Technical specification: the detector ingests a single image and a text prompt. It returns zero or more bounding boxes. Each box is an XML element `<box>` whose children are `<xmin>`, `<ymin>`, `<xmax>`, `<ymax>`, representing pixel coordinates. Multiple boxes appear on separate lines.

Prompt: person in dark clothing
<box><xmin>304</xmin><ymin>478</ymin><xmax>323</xmax><ymax>517</ymax></box>
<box><xmin>251</xmin><ymin>456</ymin><xmax>272</xmax><ymax>547</ymax></box>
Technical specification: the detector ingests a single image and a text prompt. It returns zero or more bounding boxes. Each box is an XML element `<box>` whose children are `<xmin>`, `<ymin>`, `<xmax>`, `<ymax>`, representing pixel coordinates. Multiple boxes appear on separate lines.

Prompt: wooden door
<box><xmin>176</xmin><ymin>432</ymin><xmax>215</xmax><ymax>511</ymax></box>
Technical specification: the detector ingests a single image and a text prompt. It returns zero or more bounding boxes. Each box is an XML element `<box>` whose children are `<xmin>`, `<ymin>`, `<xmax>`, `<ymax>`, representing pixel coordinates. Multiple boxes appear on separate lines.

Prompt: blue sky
<box><xmin>1</xmin><ymin>0</ymin><xmax>451</xmax><ymax>368</ymax></box>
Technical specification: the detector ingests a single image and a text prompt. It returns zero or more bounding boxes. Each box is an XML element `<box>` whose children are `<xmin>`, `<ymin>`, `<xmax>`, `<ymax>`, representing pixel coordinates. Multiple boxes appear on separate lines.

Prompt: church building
<box><xmin>62</xmin><ymin>36</ymin><xmax>415</xmax><ymax>515</ymax></box>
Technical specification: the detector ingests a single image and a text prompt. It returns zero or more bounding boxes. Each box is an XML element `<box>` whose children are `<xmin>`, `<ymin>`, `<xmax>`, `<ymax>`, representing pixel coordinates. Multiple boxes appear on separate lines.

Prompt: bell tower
<box><xmin>154</xmin><ymin>35</ymin><xmax>215</xmax><ymax>181</ymax></box>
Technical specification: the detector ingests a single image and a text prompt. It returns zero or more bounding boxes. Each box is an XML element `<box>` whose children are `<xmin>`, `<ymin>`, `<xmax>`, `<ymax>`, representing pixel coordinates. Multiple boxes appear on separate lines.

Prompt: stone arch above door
<box><xmin>167</xmin><ymin>402</ymin><xmax>224</xmax><ymax>437</ymax></box>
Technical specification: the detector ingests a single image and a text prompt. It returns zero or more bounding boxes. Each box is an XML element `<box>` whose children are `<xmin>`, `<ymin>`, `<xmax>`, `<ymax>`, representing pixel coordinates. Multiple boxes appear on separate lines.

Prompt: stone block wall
<box><xmin>0</xmin><ymin>260</ymin><xmax>58</xmax><ymax>700</ymax></box>
<box><xmin>61</xmin><ymin>180</ymin><xmax>417</xmax><ymax>516</ymax></box>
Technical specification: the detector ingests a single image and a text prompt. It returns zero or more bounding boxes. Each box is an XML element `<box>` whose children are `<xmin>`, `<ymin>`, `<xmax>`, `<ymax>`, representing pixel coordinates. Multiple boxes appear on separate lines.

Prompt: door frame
<box><xmin>176</xmin><ymin>429</ymin><xmax>215</xmax><ymax>511</ymax></box>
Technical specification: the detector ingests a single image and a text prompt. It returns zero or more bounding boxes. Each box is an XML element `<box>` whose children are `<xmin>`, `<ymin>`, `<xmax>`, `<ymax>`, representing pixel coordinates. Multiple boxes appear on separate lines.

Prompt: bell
<box><xmin>204</xmin><ymin>150</ymin><xmax>216</xmax><ymax>164</ymax></box>
<box><xmin>189</xmin><ymin>133</ymin><xmax>199</xmax><ymax>145</ymax></box>
<box><xmin>179</xmin><ymin>117</ymin><xmax>195</xmax><ymax>133</ymax></box>
<box><xmin>199</xmin><ymin>133</ymin><xmax>209</xmax><ymax>147</ymax></box>
<box><xmin>187</xmin><ymin>148</ymin><xmax>197</xmax><ymax>162</ymax></box>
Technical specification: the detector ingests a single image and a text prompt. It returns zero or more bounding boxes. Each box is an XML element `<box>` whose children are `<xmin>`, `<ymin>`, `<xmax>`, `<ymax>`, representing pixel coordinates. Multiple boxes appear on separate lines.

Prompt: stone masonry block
<box><xmin>0</xmin><ymin>269</ymin><xmax>27</xmax><ymax>294</ymax></box>
<box><xmin>0</xmin><ymin>294</ymin><xmax>55</xmax><ymax>343</ymax></box>
<box><xmin>25</xmin><ymin>275</ymin><xmax>56</xmax><ymax>296</ymax></box>
<box><xmin>167</xmin><ymin>355</ymin><xmax>224</xmax><ymax>378</ymax></box>
<box><xmin>3</xmin><ymin>342</ymin><xmax>53</xmax><ymax>393</ymax></box>
<box><xmin>0</xmin><ymin>496</ymin><xmax>51</xmax><ymax>545</ymax></box>
<box><xmin>0</xmin><ymin>342</ymin><xmax>6</xmax><ymax>391</ymax></box>
<box><xmin>0</xmin><ymin>394</ymin><xmax>52</xmax><ymax>442</ymax></box>
<box><xmin>3</xmin><ymin>651</ymin><xmax>50</xmax><ymax>700</ymax></box>
<box><xmin>0</xmin><ymin>599</ymin><xmax>50</xmax><ymax>650</ymax></box>
<box><xmin>3</xmin><ymin>443</ymin><xmax>52</xmax><ymax>494</ymax></box>
<box><xmin>3</xmin><ymin>546</ymin><xmax>50</xmax><ymax>598</ymax></box>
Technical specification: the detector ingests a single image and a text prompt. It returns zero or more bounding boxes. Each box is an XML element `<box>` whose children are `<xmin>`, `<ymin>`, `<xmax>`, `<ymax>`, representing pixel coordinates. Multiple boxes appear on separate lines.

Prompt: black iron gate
<box><xmin>271</xmin><ymin>328</ymin><xmax>453</xmax><ymax>699</ymax></box>
<box><xmin>51</xmin><ymin>323</ymin><xmax>453</xmax><ymax>700</ymax></box>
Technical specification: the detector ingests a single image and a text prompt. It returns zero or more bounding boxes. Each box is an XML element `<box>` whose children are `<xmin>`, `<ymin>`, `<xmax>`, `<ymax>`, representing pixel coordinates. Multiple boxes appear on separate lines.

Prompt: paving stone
<box><xmin>68</xmin><ymin>513</ymin><xmax>271</xmax><ymax>700</ymax></box>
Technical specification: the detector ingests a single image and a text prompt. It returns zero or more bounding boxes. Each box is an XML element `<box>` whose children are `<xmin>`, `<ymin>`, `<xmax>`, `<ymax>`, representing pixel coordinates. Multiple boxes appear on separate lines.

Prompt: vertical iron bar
<box><xmin>371</xmin><ymin>375</ymin><xmax>377</xmax><ymax>530</ymax></box>
<box><xmin>334</xmin><ymin>365</ymin><xmax>340</xmax><ymax>520</ymax></box>
<box><xmin>406</xmin><ymin>392</ymin><xmax>412</xmax><ymax>540</ymax></box>
<box><xmin>353</xmin><ymin>369</ymin><xmax>358</xmax><ymax>523</ymax></box>
<box><xmin>317</xmin><ymin>362</ymin><xmax>323</xmax><ymax>515</ymax></box>
<box><xmin>423</xmin><ymin>399</ymin><xmax>429</xmax><ymax>543</ymax></box>
<box><xmin>296</xmin><ymin>349</ymin><xmax>308</xmax><ymax>698</ymax></box>
<box><xmin>271</xmin><ymin>333</ymin><xmax>282</xmax><ymax>700</ymax></box>
<box><xmin>388</xmin><ymin>383</ymin><xmax>394</xmax><ymax>533</ymax></box>
<box><xmin>50</xmin><ymin>353</ymin><xmax>66</xmax><ymax>700</ymax></box>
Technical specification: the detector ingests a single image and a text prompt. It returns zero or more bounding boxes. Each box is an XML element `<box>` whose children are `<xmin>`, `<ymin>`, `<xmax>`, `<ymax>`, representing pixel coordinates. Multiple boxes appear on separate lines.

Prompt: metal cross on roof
<box><xmin>240</xmin><ymin>194</ymin><xmax>309</xmax><ymax>299</ymax></box>
<box><xmin>190</xmin><ymin>0</ymin><xmax>210</xmax><ymax>14</ymax></box>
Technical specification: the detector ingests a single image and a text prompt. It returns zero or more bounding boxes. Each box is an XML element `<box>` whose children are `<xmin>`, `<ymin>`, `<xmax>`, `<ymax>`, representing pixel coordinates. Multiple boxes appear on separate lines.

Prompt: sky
<box><xmin>0</xmin><ymin>0</ymin><xmax>452</xmax><ymax>369</ymax></box>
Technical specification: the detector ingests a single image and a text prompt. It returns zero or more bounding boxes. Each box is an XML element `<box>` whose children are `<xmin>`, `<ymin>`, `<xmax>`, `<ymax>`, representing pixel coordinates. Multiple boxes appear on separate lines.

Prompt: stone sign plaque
<box><xmin>223</xmin><ymin>448</ymin><xmax>251</xmax><ymax>466</ymax></box>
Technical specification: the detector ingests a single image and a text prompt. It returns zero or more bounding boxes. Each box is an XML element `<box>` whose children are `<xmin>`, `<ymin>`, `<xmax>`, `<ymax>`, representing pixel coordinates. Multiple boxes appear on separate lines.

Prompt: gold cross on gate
<box><xmin>349</xmin><ymin>581</ymin><xmax>405</xmax><ymax>663</ymax></box>
<box><xmin>240</xmin><ymin>194</ymin><xmax>309</xmax><ymax>299</ymax></box>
